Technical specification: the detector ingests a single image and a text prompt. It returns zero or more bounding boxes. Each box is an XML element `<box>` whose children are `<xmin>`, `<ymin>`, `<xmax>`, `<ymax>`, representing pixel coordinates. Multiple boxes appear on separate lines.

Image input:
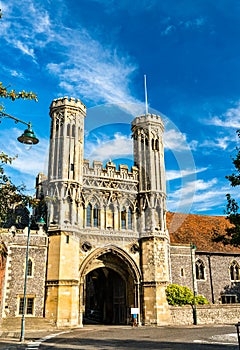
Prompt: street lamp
<box><xmin>20</xmin><ymin>216</ymin><xmax>45</xmax><ymax>342</ymax></box>
<box><xmin>190</xmin><ymin>243</ymin><xmax>197</xmax><ymax>325</ymax></box>
<box><xmin>0</xmin><ymin>111</ymin><xmax>39</xmax><ymax>145</ymax></box>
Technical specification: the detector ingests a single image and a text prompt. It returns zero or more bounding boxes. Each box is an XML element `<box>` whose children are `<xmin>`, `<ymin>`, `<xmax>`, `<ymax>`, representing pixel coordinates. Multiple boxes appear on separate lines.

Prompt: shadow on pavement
<box><xmin>40</xmin><ymin>337</ymin><xmax>238</xmax><ymax>350</ymax></box>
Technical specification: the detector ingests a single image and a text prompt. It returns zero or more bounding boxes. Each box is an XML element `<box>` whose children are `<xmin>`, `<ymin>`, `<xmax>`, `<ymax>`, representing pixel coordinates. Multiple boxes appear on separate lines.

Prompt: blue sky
<box><xmin>1</xmin><ymin>0</ymin><xmax>240</xmax><ymax>216</ymax></box>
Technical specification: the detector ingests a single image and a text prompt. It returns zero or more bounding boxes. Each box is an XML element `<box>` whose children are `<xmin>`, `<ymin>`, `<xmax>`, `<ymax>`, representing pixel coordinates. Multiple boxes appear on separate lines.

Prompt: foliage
<box><xmin>165</xmin><ymin>284</ymin><xmax>208</xmax><ymax>306</ymax></box>
<box><xmin>0</xmin><ymin>10</ymin><xmax>39</xmax><ymax>229</ymax></box>
<box><xmin>0</xmin><ymin>82</ymin><xmax>38</xmax><ymax>111</ymax></box>
<box><xmin>0</xmin><ymin>152</ymin><xmax>36</xmax><ymax>227</ymax></box>
<box><xmin>195</xmin><ymin>294</ymin><xmax>209</xmax><ymax>305</ymax></box>
<box><xmin>213</xmin><ymin>130</ymin><xmax>240</xmax><ymax>246</ymax></box>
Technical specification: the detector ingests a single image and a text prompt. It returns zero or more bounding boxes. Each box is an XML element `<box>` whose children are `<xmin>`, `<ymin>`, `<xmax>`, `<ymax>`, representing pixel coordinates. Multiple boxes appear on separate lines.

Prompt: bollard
<box><xmin>235</xmin><ymin>322</ymin><xmax>240</xmax><ymax>350</ymax></box>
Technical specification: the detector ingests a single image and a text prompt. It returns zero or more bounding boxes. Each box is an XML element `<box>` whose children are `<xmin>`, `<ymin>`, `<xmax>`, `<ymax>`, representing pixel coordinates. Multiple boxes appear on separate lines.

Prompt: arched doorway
<box><xmin>79</xmin><ymin>246</ymin><xmax>141</xmax><ymax>326</ymax></box>
<box><xmin>85</xmin><ymin>267</ymin><xmax>126</xmax><ymax>324</ymax></box>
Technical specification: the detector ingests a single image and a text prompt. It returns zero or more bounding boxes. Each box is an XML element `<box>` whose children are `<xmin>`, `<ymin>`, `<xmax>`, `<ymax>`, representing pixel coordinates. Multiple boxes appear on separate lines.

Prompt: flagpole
<box><xmin>144</xmin><ymin>74</ymin><xmax>148</xmax><ymax>115</ymax></box>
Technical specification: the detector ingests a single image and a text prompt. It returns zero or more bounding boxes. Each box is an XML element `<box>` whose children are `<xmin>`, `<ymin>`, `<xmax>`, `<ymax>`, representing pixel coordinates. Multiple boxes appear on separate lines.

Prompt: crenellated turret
<box><xmin>47</xmin><ymin>97</ymin><xmax>86</xmax><ymax>227</ymax></box>
<box><xmin>131</xmin><ymin>113</ymin><xmax>167</xmax><ymax>236</ymax></box>
<box><xmin>48</xmin><ymin>97</ymin><xmax>86</xmax><ymax>183</ymax></box>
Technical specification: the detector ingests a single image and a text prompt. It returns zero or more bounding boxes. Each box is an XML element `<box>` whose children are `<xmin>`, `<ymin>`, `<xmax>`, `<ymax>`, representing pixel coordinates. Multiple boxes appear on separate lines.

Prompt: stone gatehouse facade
<box><xmin>1</xmin><ymin>96</ymin><xmax>240</xmax><ymax>327</ymax></box>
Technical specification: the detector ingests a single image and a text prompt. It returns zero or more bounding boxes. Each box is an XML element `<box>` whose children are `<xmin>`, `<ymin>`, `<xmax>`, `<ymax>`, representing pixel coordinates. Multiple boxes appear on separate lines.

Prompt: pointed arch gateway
<box><xmin>79</xmin><ymin>245</ymin><xmax>141</xmax><ymax>326</ymax></box>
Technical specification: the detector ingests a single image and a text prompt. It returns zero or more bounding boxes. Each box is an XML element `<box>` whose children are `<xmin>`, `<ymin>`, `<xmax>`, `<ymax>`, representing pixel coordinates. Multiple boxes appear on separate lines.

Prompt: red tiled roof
<box><xmin>166</xmin><ymin>212</ymin><xmax>240</xmax><ymax>253</ymax></box>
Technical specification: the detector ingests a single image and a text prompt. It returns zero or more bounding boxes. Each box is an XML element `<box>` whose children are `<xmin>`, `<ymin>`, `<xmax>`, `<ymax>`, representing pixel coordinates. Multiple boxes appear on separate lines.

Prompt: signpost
<box><xmin>130</xmin><ymin>308</ymin><xmax>139</xmax><ymax>327</ymax></box>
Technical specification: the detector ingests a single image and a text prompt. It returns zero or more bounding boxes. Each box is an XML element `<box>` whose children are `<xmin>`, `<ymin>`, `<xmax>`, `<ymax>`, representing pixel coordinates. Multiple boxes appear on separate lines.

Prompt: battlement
<box><xmin>50</xmin><ymin>96</ymin><xmax>86</xmax><ymax>112</ymax></box>
<box><xmin>83</xmin><ymin>159</ymin><xmax>139</xmax><ymax>181</ymax></box>
<box><xmin>132</xmin><ymin>113</ymin><xmax>164</xmax><ymax>128</ymax></box>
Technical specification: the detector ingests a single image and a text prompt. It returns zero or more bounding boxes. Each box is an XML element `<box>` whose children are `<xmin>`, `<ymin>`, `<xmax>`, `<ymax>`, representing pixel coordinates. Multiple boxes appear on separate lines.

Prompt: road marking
<box><xmin>25</xmin><ymin>330</ymin><xmax>72</xmax><ymax>349</ymax></box>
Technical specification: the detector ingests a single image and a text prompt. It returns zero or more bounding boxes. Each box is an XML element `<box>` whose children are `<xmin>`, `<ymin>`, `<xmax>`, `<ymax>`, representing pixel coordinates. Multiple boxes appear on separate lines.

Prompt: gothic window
<box><xmin>93</xmin><ymin>205</ymin><xmax>99</xmax><ymax>228</ymax></box>
<box><xmin>106</xmin><ymin>204</ymin><xmax>114</xmax><ymax>229</ymax></box>
<box><xmin>155</xmin><ymin>139</ymin><xmax>159</xmax><ymax>151</ymax></box>
<box><xmin>128</xmin><ymin>208</ymin><xmax>133</xmax><ymax>230</ymax></box>
<box><xmin>60</xmin><ymin>123</ymin><xmax>63</xmax><ymax>136</ymax></box>
<box><xmin>27</xmin><ymin>259</ymin><xmax>33</xmax><ymax>277</ymax></box>
<box><xmin>152</xmin><ymin>139</ymin><xmax>155</xmax><ymax>150</ymax></box>
<box><xmin>50</xmin><ymin>120</ymin><xmax>53</xmax><ymax>139</ymax></box>
<box><xmin>86</xmin><ymin>203</ymin><xmax>92</xmax><ymax>227</ymax></box>
<box><xmin>121</xmin><ymin>207</ymin><xmax>126</xmax><ymax>229</ymax></box>
<box><xmin>180</xmin><ymin>268</ymin><xmax>184</xmax><ymax>277</ymax></box>
<box><xmin>230</xmin><ymin>261</ymin><xmax>240</xmax><ymax>281</ymax></box>
<box><xmin>196</xmin><ymin>259</ymin><xmax>205</xmax><ymax>280</ymax></box>
<box><xmin>72</xmin><ymin>125</ymin><xmax>75</xmax><ymax>137</ymax></box>
<box><xmin>67</xmin><ymin>124</ymin><xmax>70</xmax><ymax>136</ymax></box>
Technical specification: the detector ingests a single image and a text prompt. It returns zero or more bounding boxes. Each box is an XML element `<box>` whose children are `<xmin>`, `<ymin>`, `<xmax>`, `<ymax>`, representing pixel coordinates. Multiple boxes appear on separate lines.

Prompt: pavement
<box><xmin>0</xmin><ymin>329</ymin><xmax>60</xmax><ymax>349</ymax></box>
<box><xmin>0</xmin><ymin>323</ymin><xmax>239</xmax><ymax>350</ymax></box>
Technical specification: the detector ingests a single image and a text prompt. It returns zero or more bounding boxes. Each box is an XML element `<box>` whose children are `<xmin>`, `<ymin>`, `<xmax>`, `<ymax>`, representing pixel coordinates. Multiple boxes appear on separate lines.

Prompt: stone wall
<box><xmin>170</xmin><ymin>304</ymin><xmax>240</xmax><ymax>325</ymax></box>
<box><xmin>0</xmin><ymin>227</ymin><xmax>48</xmax><ymax>318</ymax></box>
<box><xmin>170</xmin><ymin>244</ymin><xmax>240</xmax><ymax>305</ymax></box>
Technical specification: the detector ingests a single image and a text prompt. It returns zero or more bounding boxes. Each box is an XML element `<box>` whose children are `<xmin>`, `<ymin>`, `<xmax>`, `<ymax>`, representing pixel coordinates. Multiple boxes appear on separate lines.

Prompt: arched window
<box><xmin>86</xmin><ymin>203</ymin><xmax>92</xmax><ymax>227</ymax></box>
<box><xmin>155</xmin><ymin>139</ymin><xmax>159</xmax><ymax>151</ymax></box>
<box><xmin>72</xmin><ymin>125</ymin><xmax>75</xmax><ymax>137</ymax></box>
<box><xmin>106</xmin><ymin>204</ymin><xmax>114</xmax><ymax>229</ymax></box>
<box><xmin>67</xmin><ymin>124</ymin><xmax>70</xmax><ymax>136</ymax></box>
<box><xmin>93</xmin><ymin>205</ymin><xmax>99</xmax><ymax>228</ymax></box>
<box><xmin>230</xmin><ymin>261</ymin><xmax>240</xmax><ymax>281</ymax></box>
<box><xmin>27</xmin><ymin>259</ymin><xmax>33</xmax><ymax>277</ymax></box>
<box><xmin>152</xmin><ymin>139</ymin><xmax>155</xmax><ymax>150</ymax></box>
<box><xmin>121</xmin><ymin>207</ymin><xmax>126</xmax><ymax>229</ymax></box>
<box><xmin>128</xmin><ymin>208</ymin><xmax>133</xmax><ymax>230</ymax></box>
<box><xmin>196</xmin><ymin>259</ymin><xmax>205</xmax><ymax>280</ymax></box>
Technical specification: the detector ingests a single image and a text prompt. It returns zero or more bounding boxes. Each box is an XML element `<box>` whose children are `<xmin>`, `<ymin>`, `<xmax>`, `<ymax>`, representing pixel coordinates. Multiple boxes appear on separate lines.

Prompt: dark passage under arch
<box><xmin>84</xmin><ymin>267</ymin><xmax>127</xmax><ymax>325</ymax></box>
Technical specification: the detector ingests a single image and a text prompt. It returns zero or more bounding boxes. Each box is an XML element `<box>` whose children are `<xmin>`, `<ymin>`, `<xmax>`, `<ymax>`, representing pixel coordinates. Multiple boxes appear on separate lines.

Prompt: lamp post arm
<box><xmin>0</xmin><ymin>111</ymin><xmax>30</xmax><ymax>128</ymax></box>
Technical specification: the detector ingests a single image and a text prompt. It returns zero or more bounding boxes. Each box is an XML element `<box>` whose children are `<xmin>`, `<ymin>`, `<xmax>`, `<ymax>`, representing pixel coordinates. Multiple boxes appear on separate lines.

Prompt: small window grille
<box><xmin>221</xmin><ymin>294</ymin><xmax>237</xmax><ymax>304</ymax></box>
<box><xmin>19</xmin><ymin>297</ymin><xmax>34</xmax><ymax>315</ymax></box>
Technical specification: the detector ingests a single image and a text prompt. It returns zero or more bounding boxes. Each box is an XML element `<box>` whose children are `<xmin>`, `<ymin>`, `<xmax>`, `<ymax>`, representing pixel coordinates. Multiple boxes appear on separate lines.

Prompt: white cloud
<box><xmin>206</xmin><ymin>101</ymin><xmax>240</xmax><ymax>128</ymax></box>
<box><xmin>86</xmin><ymin>133</ymin><xmax>132</xmax><ymax>162</ymax></box>
<box><xmin>164</xmin><ymin>128</ymin><xmax>192</xmax><ymax>151</ymax></box>
<box><xmin>166</xmin><ymin>167</ymin><xmax>207</xmax><ymax>181</ymax></box>
<box><xmin>161</xmin><ymin>25</ymin><xmax>175</xmax><ymax>36</ymax></box>
<box><xmin>1</xmin><ymin>1</ymin><xmax>140</xmax><ymax>109</ymax></box>
<box><xmin>200</xmin><ymin>136</ymin><xmax>231</xmax><ymax>150</ymax></box>
<box><xmin>161</xmin><ymin>16</ymin><xmax>206</xmax><ymax>36</ymax></box>
<box><xmin>183</xmin><ymin>17</ymin><xmax>206</xmax><ymax>28</ymax></box>
<box><xmin>46</xmin><ymin>28</ymin><xmax>139</xmax><ymax>107</ymax></box>
<box><xmin>167</xmin><ymin>177</ymin><xmax>225</xmax><ymax>214</ymax></box>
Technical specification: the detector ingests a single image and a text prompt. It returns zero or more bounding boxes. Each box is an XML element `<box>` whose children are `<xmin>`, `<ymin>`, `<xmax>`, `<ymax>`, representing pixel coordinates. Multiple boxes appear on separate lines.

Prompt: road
<box><xmin>23</xmin><ymin>324</ymin><xmax>239</xmax><ymax>350</ymax></box>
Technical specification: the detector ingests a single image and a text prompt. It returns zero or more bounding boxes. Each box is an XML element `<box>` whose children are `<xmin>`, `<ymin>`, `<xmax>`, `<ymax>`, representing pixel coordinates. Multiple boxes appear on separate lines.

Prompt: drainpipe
<box><xmin>207</xmin><ymin>254</ymin><xmax>215</xmax><ymax>304</ymax></box>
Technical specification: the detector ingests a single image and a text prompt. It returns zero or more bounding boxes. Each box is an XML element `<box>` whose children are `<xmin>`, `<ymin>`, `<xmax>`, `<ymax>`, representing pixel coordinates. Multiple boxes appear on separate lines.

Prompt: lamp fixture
<box><xmin>0</xmin><ymin>111</ymin><xmax>39</xmax><ymax>145</ymax></box>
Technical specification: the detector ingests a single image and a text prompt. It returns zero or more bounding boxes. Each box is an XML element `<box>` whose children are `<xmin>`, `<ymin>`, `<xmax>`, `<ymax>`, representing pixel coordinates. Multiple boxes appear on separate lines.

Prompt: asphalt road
<box><xmin>32</xmin><ymin>324</ymin><xmax>239</xmax><ymax>350</ymax></box>
<box><xmin>0</xmin><ymin>324</ymin><xmax>238</xmax><ymax>350</ymax></box>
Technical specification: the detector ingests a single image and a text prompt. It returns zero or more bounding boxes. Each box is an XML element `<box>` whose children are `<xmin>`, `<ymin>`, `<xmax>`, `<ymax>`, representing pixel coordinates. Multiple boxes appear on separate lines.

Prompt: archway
<box><xmin>85</xmin><ymin>267</ymin><xmax>126</xmax><ymax>324</ymax></box>
<box><xmin>79</xmin><ymin>246</ymin><xmax>141</xmax><ymax>326</ymax></box>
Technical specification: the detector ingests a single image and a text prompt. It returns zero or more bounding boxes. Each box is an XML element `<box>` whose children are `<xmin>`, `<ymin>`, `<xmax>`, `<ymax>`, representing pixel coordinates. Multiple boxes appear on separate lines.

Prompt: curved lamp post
<box><xmin>0</xmin><ymin>111</ymin><xmax>39</xmax><ymax>145</ymax></box>
<box><xmin>20</xmin><ymin>216</ymin><xmax>45</xmax><ymax>342</ymax></box>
